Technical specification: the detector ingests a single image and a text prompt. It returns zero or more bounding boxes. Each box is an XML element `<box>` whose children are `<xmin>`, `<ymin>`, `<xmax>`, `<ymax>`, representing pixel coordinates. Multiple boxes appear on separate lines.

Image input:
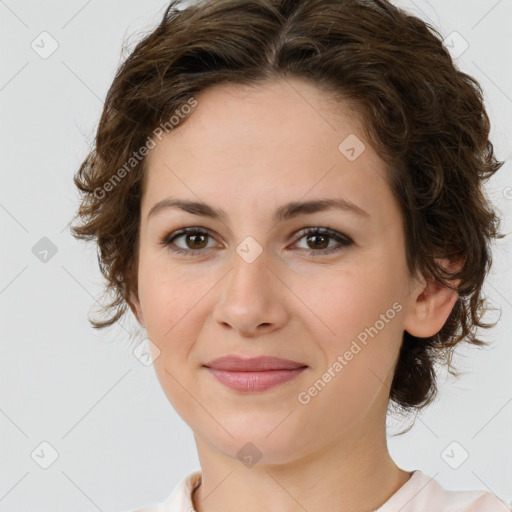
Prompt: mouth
<box><xmin>203</xmin><ymin>355</ymin><xmax>308</xmax><ymax>392</ymax></box>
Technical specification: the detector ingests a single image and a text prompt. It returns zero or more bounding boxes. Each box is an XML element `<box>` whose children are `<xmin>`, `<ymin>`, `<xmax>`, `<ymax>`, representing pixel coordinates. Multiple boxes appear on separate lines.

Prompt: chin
<box><xmin>197</xmin><ymin>417</ymin><xmax>312</xmax><ymax>467</ymax></box>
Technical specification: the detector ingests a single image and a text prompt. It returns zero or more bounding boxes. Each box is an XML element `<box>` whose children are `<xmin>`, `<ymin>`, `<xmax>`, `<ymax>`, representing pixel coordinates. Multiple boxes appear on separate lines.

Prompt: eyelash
<box><xmin>159</xmin><ymin>226</ymin><xmax>353</xmax><ymax>257</ymax></box>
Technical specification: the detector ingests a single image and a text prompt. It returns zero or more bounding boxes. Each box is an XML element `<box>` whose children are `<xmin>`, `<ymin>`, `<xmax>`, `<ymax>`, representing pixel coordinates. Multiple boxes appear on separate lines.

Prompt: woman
<box><xmin>71</xmin><ymin>0</ymin><xmax>510</xmax><ymax>510</ymax></box>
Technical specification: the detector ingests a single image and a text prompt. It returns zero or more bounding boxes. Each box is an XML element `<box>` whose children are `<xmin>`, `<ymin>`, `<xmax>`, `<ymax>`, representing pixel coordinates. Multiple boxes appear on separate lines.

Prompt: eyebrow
<box><xmin>147</xmin><ymin>197</ymin><xmax>370</xmax><ymax>223</ymax></box>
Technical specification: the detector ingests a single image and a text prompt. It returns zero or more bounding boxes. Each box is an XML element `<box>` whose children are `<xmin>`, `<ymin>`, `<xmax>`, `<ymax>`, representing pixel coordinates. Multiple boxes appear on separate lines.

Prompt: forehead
<box><xmin>142</xmin><ymin>78</ymin><xmax>396</xmax><ymax>224</ymax></box>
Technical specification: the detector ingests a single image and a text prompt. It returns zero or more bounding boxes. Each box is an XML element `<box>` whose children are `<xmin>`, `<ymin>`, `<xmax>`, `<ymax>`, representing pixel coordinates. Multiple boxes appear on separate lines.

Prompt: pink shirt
<box><xmin>130</xmin><ymin>469</ymin><xmax>512</xmax><ymax>511</ymax></box>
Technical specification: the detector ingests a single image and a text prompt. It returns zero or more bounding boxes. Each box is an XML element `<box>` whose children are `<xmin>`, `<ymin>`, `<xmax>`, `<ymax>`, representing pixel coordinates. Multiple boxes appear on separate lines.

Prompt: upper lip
<box><xmin>203</xmin><ymin>355</ymin><xmax>307</xmax><ymax>372</ymax></box>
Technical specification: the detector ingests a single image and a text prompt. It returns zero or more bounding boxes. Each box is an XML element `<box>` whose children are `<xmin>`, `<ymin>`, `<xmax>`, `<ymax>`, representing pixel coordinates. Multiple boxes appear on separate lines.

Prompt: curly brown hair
<box><xmin>70</xmin><ymin>0</ymin><xmax>505</xmax><ymax>417</ymax></box>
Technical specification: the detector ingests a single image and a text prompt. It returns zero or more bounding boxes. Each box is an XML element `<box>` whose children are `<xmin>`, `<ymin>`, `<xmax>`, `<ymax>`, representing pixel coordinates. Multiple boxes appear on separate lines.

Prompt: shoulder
<box><xmin>449</xmin><ymin>489</ymin><xmax>512</xmax><ymax>512</ymax></box>
<box><xmin>124</xmin><ymin>470</ymin><xmax>202</xmax><ymax>512</ymax></box>
<box><xmin>392</xmin><ymin>470</ymin><xmax>512</xmax><ymax>512</ymax></box>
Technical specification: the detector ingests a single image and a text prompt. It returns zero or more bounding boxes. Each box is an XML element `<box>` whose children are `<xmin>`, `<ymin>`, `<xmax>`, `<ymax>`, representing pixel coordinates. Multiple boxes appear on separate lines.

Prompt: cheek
<box><xmin>137</xmin><ymin>258</ymin><xmax>213</xmax><ymax>380</ymax></box>
<box><xmin>295</xmin><ymin>270</ymin><xmax>404</xmax><ymax>434</ymax></box>
<box><xmin>138</xmin><ymin>262</ymin><xmax>203</xmax><ymax>417</ymax></box>
<box><xmin>299</xmin><ymin>264</ymin><xmax>381</xmax><ymax>323</ymax></box>
<box><xmin>301</xmin><ymin>264</ymin><xmax>404</xmax><ymax>367</ymax></box>
<box><xmin>138</xmin><ymin>254</ymin><xmax>196</xmax><ymax>333</ymax></box>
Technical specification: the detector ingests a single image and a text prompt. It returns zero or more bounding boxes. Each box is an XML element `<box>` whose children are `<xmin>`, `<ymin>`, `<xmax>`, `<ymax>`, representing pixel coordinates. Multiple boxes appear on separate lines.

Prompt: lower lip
<box><xmin>205</xmin><ymin>367</ymin><xmax>307</xmax><ymax>392</ymax></box>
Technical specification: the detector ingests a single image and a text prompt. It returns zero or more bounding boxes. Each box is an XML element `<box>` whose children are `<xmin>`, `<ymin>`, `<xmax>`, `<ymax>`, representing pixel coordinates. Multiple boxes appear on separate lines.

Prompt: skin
<box><xmin>130</xmin><ymin>77</ymin><xmax>459</xmax><ymax>512</ymax></box>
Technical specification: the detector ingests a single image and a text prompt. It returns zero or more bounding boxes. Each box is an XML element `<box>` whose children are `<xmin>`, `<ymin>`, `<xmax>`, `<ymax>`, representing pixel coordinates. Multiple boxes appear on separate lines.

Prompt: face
<box><xmin>132</xmin><ymin>77</ymin><xmax>422</xmax><ymax>465</ymax></box>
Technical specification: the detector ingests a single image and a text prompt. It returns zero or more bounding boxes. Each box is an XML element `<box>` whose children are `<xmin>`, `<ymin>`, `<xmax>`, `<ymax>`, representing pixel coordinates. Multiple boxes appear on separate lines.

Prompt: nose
<box><xmin>211</xmin><ymin>251</ymin><xmax>289</xmax><ymax>338</ymax></box>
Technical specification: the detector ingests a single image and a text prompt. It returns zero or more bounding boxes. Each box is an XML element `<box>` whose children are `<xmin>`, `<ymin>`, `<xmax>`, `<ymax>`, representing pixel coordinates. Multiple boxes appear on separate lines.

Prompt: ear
<box><xmin>126</xmin><ymin>259</ymin><xmax>145</xmax><ymax>328</ymax></box>
<box><xmin>128</xmin><ymin>290</ymin><xmax>145</xmax><ymax>328</ymax></box>
<box><xmin>403</xmin><ymin>259</ymin><xmax>461</xmax><ymax>338</ymax></box>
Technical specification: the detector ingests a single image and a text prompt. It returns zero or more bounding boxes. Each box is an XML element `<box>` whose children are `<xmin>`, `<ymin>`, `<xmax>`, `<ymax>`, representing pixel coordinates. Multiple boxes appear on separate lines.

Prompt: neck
<box><xmin>191</xmin><ymin>420</ymin><xmax>411</xmax><ymax>512</ymax></box>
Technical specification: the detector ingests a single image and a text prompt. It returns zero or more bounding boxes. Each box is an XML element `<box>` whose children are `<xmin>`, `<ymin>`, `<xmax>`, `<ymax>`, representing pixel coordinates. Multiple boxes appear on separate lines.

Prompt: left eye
<box><xmin>292</xmin><ymin>227</ymin><xmax>353</xmax><ymax>255</ymax></box>
<box><xmin>160</xmin><ymin>227</ymin><xmax>353</xmax><ymax>256</ymax></box>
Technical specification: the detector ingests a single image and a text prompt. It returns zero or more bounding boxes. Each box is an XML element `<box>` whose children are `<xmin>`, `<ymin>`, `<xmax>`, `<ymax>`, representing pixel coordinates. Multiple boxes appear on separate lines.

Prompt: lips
<box><xmin>203</xmin><ymin>356</ymin><xmax>308</xmax><ymax>392</ymax></box>
<box><xmin>203</xmin><ymin>355</ymin><xmax>307</xmax><ymax>372</ymax></box>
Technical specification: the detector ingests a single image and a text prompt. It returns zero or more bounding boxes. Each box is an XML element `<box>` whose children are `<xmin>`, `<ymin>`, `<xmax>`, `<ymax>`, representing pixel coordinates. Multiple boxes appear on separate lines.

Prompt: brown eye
<box><xmin>293</xmin><ymin>227</ymin><xmax>353</xmax><ymax>256</ymax></box>
<box><xmin>160</xmin><ymin>228</ymin><xmax>218</xmax><ymax>255</ymax></box>
<box><xmin>306</xmin><ymin>232</ymin><xmax>330</xmax><ymax>250</ymax></box>
<box><xmin>160</xmin><ymin>226</ymin><xmax>353</xmax><ymax>257</ymax></box>
<box><xmin>183</xmin><ymin>232</ymin><xmax>209</xmax><ymax>249</ymax></box>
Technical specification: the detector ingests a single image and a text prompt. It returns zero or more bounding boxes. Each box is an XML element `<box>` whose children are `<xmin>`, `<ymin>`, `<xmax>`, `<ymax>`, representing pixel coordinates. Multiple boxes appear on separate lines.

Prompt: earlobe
<box><xmin>403</xmin><ymin>274</ymin><xmax>460</xmax><ymax>339</ymax></box>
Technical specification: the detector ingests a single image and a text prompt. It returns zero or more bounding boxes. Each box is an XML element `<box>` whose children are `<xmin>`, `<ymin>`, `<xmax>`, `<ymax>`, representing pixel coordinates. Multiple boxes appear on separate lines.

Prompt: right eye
<box><xmin>159</xmin><ymin>227</ymin><xmax>220</xmax><ymax>256</ymax></box>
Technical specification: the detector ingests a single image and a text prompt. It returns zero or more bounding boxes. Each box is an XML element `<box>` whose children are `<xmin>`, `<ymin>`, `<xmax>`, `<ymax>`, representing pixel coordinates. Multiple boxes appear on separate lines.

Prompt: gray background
<box><xmin>1</xmin><ymin>0</ymin><xmax>511</xmax><ymax>510</ymax></box>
